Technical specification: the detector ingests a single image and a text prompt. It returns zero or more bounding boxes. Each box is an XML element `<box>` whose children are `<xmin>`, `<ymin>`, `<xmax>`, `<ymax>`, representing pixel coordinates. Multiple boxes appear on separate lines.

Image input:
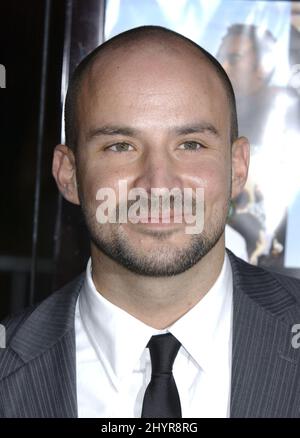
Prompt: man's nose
<box><xmin>134</xmin><ymin>148</ymin><xmax>182</xmax><ymax>191</ymax></box>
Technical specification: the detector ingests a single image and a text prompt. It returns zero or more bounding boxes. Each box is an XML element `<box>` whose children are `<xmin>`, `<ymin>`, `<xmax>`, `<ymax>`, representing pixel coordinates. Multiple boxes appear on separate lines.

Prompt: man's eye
<box><xmin>178</xmin><ymin>141</ymin><xmax>203</xmax><ymax>151</ymax></box>
<box><xmin>107</xmin><ymin>142</ymin><xmax>133</xmax><ymax>152</ymax></box>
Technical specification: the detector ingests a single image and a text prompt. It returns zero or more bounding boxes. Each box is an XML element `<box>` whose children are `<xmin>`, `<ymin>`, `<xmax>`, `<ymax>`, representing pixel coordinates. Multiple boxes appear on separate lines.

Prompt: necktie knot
<box><xmin>147</xmin><ymin>333</ymin><xmax>181</xmax><ymax>375</ymax></box>
<box><xmin>141</xmin><ymin>333</ymin><xmax>182</xmax><ymax>418</ymax></box>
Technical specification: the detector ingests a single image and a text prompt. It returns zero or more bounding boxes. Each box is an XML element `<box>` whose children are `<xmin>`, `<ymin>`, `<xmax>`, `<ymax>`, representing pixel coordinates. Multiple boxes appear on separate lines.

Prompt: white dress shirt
<box><xmin>75</xmin><ymin>253</ymin><xmax>233</xmax><ymax>418</ymax></box>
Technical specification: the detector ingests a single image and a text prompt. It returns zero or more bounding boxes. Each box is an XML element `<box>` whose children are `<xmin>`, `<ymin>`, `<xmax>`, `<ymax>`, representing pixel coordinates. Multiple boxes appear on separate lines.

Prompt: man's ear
<box><xmin>231</xmin><ymin>136</ymin><xmax>250</xmax><ymax>199</ymax></box>
<box><xmin>52</xmin><ymin>144</ymin><xmax>80</xmax><ymax>205</ymax></box>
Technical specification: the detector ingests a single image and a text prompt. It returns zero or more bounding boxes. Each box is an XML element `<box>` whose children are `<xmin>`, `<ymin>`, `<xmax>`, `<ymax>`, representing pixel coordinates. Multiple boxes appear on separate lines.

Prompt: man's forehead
<box><xmin>65</xmin><ymin>28</ymin><xmax>237</xmax><ymax>148</ymax></box>
<box><xmin>90</xmin><ymin>34</ymin><xmax>201</xmax><ymax>63</ymax></box>
<box><xmin>81</xmin><ymin>39</ymin><xmax>220</xmax><ymax>96</ymax></box>
<box><xmin>77</xmin><ymin>47</ymin><xmax>231</xmax><ymax>143</ymax></box>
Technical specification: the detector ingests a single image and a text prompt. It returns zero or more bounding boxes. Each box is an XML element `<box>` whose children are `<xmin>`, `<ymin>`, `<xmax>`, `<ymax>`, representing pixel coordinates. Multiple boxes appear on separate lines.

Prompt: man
<box><xmin>1</xmin><ymin>25</ymin><xmax>300</xmax><ymax>418</ymax></box>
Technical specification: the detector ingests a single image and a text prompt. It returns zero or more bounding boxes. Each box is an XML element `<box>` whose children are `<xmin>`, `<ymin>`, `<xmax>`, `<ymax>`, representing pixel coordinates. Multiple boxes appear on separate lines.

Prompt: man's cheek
<box><xmin>204</xmin><ymin>180</ymin><xmax>229</xmax><ymax>212</ymax></box>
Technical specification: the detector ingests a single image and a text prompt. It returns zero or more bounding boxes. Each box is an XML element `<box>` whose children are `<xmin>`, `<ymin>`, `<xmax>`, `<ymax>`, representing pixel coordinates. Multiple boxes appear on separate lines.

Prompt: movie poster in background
<box><xmin>104</xmin><ymin>0</ymin><xmax>300</xmax><ymax>277</ymax></box>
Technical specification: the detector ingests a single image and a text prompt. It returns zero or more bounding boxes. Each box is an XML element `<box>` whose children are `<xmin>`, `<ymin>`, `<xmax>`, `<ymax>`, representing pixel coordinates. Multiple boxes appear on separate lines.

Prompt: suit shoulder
<box><xmin>1</xmin><ymin>273</ymin><xmax>85</xmax><ymax>344</ymax></box>
<box><xmin>228</xmin><ymin>250</ymin><xmax>300</xmax><ymax>318</ymax></box>
<box><xmin>265</xmin><ymin>269</ymin><xmax>300</xmax><ymax>303</ymax></box>
<box><xmin>230</xmin><ymin>251</ymin><xmax>300</xmax><ymax>288</ymax></box>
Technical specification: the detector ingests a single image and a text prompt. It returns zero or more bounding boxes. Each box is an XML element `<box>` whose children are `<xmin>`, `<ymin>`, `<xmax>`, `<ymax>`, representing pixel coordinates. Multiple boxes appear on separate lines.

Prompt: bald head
<box><xmin>65</xmin><ymin>25</ymin><xmax>238</xmax><ymax>150</ymax></box>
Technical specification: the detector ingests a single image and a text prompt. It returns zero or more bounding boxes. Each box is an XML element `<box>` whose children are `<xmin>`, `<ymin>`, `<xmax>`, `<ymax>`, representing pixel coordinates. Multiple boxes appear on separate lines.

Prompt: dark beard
<box><xmin>83</xmin><ymin>207</ymin><xmax>226</xmax><ymax>277</ymax></box>
<box><xmin>79</xmin><ymin>184</ymin><xmax>230</xmax><ymax>277</ymax></box>
<box><xmin>90</xmin><ymin>226</ymin><xmax>224</xmax><ymax>277</ymax></box>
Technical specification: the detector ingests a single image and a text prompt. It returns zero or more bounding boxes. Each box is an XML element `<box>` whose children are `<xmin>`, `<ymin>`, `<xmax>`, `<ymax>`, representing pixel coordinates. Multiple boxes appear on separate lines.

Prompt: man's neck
<box><xmin>90</xmin><ymin>238</ymin><xmax>225</xmax><ymax>329</ymax></box>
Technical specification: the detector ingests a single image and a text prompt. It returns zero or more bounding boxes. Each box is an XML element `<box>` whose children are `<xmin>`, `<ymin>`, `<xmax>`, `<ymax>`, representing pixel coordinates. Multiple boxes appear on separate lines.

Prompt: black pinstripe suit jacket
<box><xmin>1</xmin><ymin>250</ymin><xmax>300</xmax><ymax>418</ymax></box>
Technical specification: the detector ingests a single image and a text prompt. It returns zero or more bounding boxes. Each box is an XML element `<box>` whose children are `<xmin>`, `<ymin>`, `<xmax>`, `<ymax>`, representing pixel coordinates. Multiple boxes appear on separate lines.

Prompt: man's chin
<box><xmin>91</xmin><ymin>233</ymin><xmax>215</xmax><ymax>277</ymax></box>
<box><xmin>112</xmin><ymin>254</ymin><xmax>199</xmax><ymax>277</ymax></box>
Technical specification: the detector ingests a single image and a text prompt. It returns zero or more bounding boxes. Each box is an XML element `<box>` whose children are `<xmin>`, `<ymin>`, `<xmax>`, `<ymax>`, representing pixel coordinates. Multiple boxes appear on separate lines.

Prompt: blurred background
<box><xmin>0</xmin><ymin>0</ymin><xmax>299</xmax><ymax>320</ymax></box>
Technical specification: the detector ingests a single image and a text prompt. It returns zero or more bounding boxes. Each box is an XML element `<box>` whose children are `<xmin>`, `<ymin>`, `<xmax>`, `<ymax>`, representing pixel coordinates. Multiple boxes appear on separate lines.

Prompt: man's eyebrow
<box><xmin>86</xmin><ymin>125</ymin><xmax>138</xmax><ymax>141</ymax></box>
<box><xmin>86</xmin><ymin>122</ymin><xmax>220</xmax><ymax>141</ymax></box>
<box><xmin>174</xmin><ymin>123</ymin><xmax>220</xmax><ymax>137</ymax></box>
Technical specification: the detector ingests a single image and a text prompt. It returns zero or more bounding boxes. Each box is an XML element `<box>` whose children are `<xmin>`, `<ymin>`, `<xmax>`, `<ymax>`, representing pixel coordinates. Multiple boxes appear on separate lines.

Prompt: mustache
<box><xmin>116</xmin><ymin>194</ymin><xmax>198</xmax><ymax>217</ymax></box>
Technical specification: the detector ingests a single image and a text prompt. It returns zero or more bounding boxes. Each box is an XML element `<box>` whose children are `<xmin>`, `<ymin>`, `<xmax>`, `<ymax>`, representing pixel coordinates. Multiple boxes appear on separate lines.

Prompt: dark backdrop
<box><xmin>0</xmin><ymin>0</ymin><xmax>105</xmax><ymax>320</ymax></box>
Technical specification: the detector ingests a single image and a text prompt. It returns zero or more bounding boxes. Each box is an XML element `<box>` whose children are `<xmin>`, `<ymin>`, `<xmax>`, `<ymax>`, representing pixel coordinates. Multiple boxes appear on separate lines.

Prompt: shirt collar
<box><xmin>169</xmin><ymin>253</ymin><xmax>233</xmax><ymax>371</ymax></box>
<box><xmin>79</xmin><ymin>261</ymin><xmax>162</xmax><ymax>385</ymax></box>
<box><xmin>79</xmin><ymin>253</ymin><xmax>232</xmax><ymax>383</ymax></box>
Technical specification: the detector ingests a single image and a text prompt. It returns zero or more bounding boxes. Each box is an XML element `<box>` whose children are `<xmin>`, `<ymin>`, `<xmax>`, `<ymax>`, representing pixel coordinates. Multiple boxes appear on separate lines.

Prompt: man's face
<box><xmin>71</xmin><ymin>42</ymin><xmax>242</xmax><ymax>276</ymax></box>
<box><xmin>217</xmin><ymin>35</ymin><xmax>258</xmax><ymax>97</ymax></box>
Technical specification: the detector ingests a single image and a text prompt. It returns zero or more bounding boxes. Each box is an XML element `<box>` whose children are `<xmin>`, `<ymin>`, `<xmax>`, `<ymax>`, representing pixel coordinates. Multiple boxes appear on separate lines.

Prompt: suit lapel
<box><xmin>228</xmin><ymin>251</ymin><xmax>300</xmax><ymax>417</ymax></box>
<box><xmin>0</xmin><ymin>274</ymin><xmax>84</xmax><ymax>418</ymax></box>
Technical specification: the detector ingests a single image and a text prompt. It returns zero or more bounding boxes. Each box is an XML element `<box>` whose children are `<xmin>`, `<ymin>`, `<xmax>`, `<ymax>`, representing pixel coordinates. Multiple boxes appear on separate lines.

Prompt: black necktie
<box><xmin>141</xmin><ymin>333</ymin><xmax>182</xmax><ymax>418</ymax></box>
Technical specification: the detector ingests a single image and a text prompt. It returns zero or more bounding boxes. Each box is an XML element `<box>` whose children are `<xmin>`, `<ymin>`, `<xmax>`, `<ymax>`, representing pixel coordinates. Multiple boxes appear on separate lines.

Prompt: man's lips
<box><xmin>136</xmin><ymin>215</ymin><xmax>183</xmax><ymax>223</ymax></box>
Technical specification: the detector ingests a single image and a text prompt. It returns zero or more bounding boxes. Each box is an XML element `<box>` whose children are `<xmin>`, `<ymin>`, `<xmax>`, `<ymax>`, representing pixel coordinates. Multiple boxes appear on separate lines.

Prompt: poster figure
<box><xmin>289</xmin><ymin>2</ymin><xmax>300</xmax><ymax>70</ymax></box>
<box><xmin>217</xmin><ymin>23</ymin><xmax>300</xmax><ymax>267</ymax></box>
